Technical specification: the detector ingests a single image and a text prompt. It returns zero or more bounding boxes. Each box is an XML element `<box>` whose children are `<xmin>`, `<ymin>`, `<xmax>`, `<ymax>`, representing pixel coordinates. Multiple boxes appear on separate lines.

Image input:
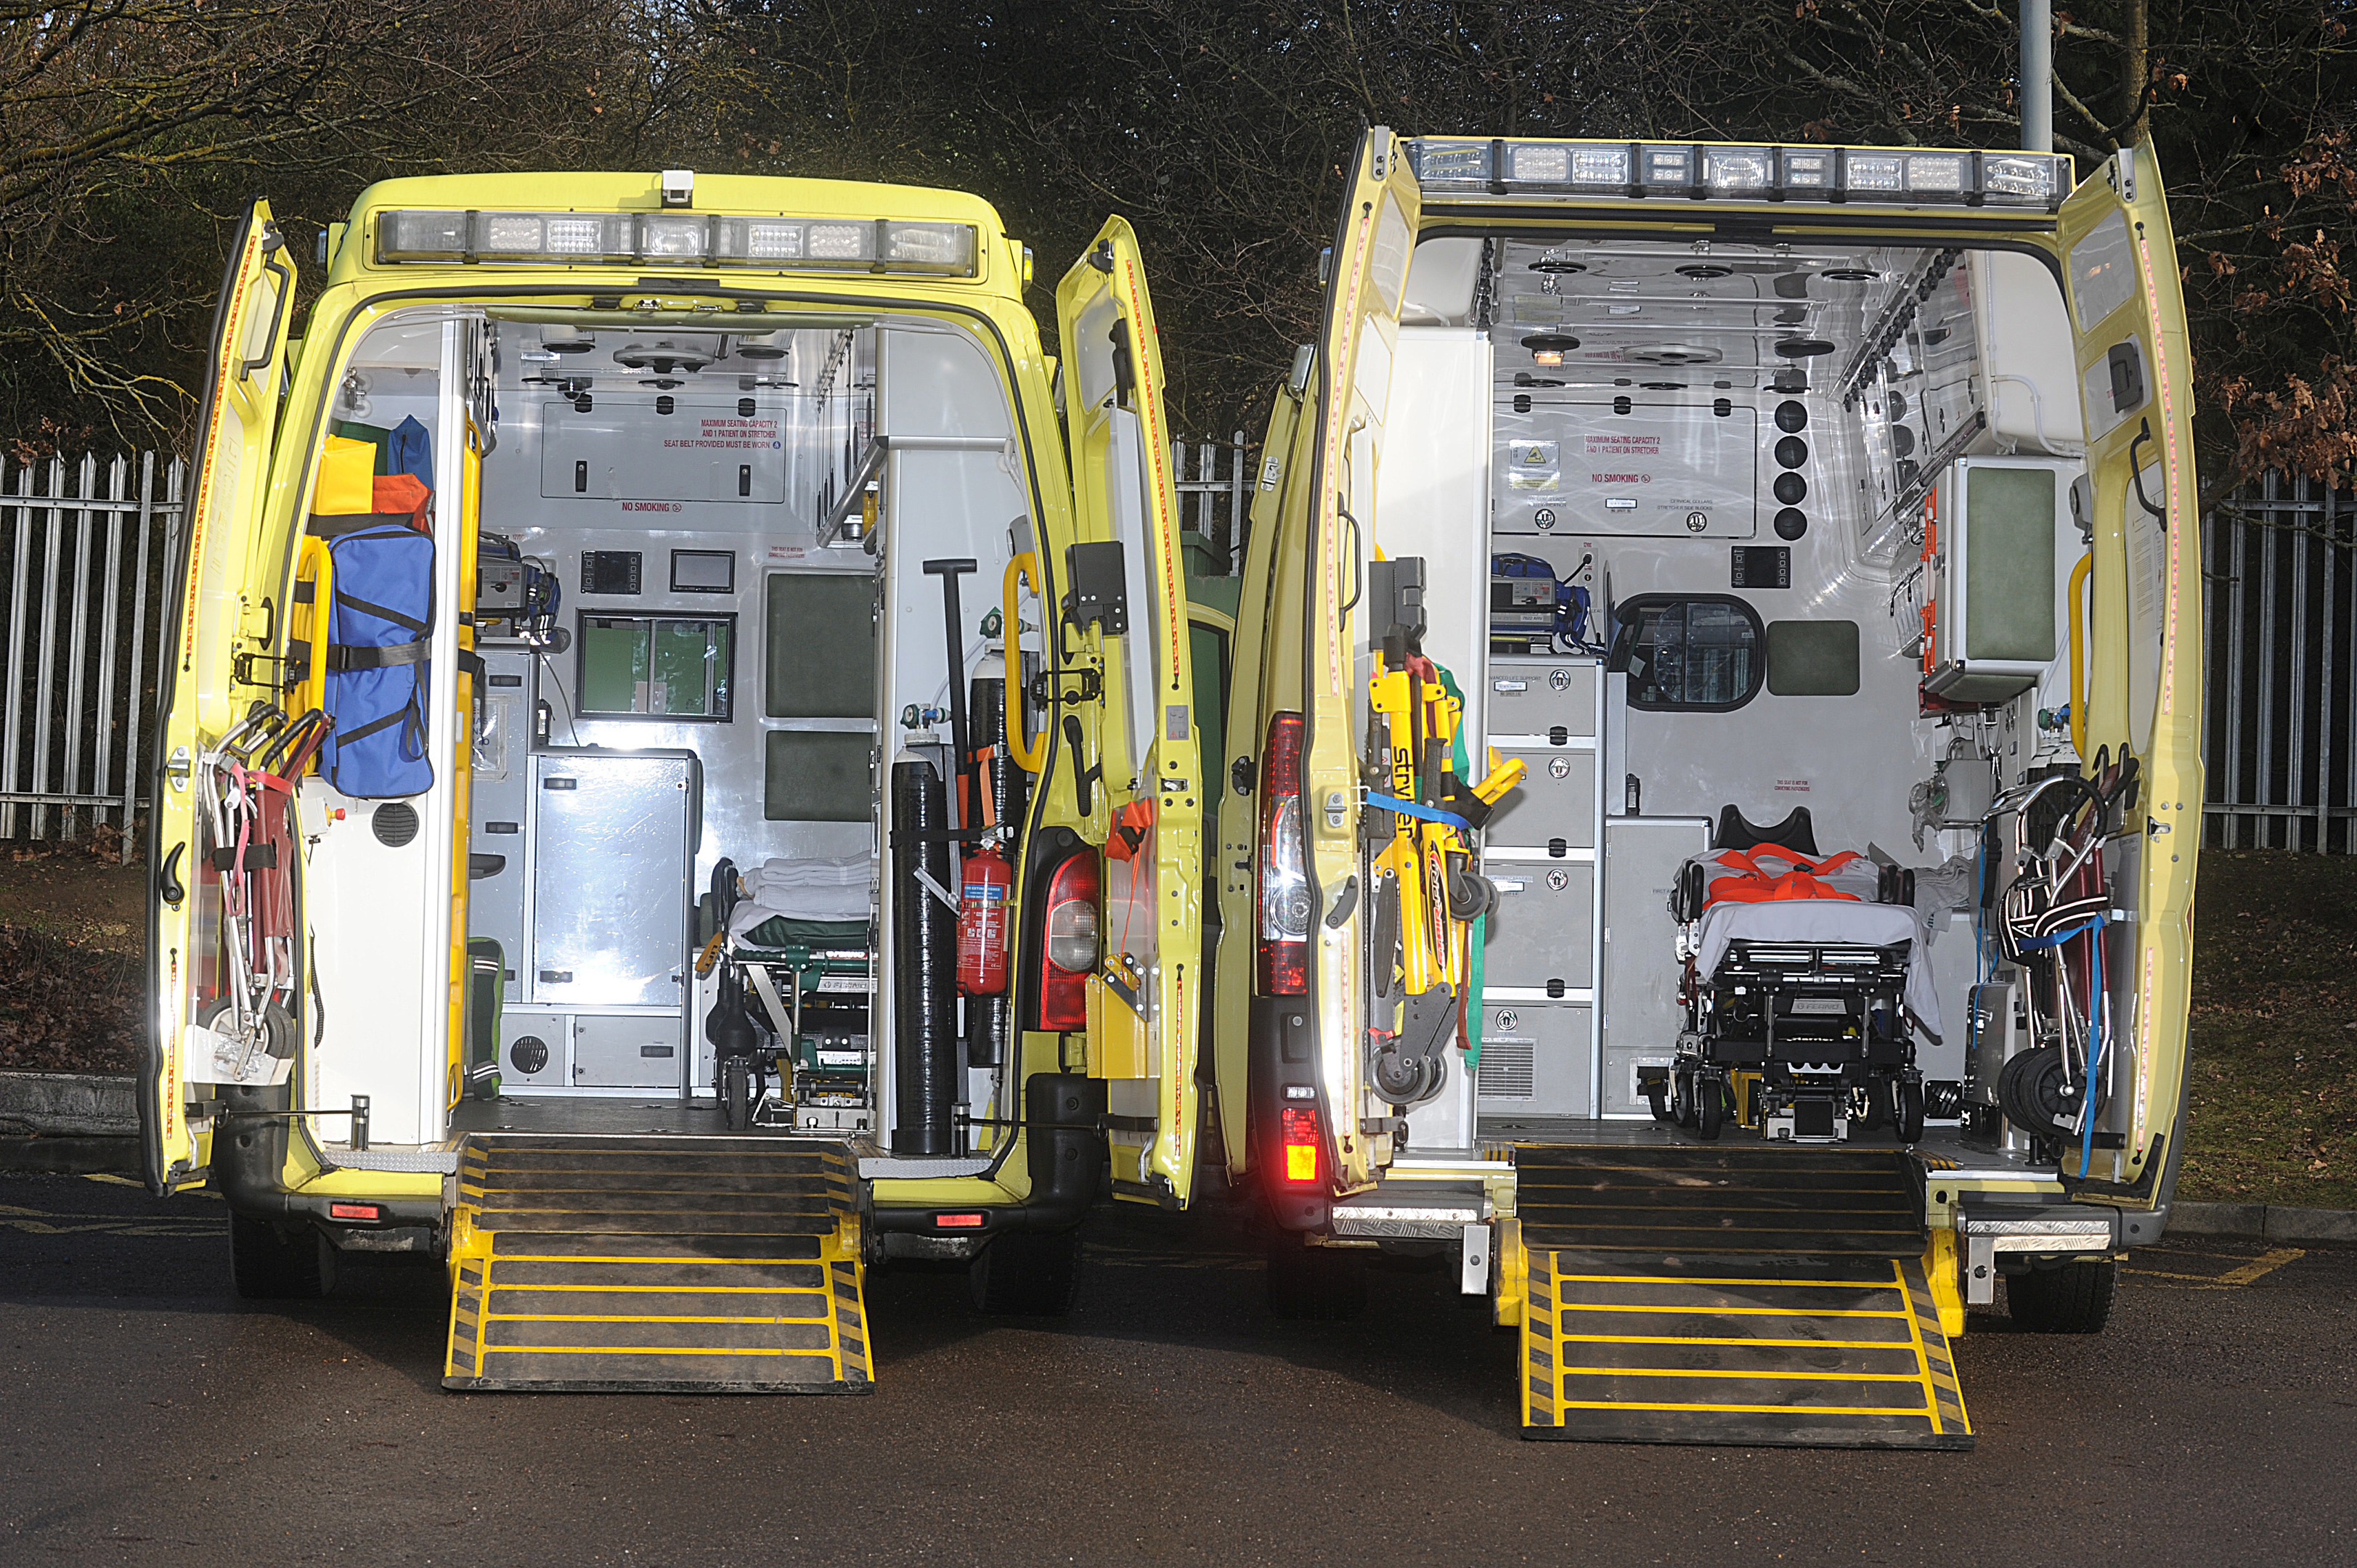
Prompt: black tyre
<box><xmin>229</xmin><ymin>1212</ymin><xmax>335</xmax><ymax>1301</ymax></box>
<box><xmin>970</xmin><ymin>1229</ymin><xmax>1082</xmax><ymax>1316</ymax></box>
<box><xmin>1266</xmin><ymin>1236</ymin><xmax>1368</xmax><ymax>1322</ymax></box>
<box><xmin>1894</xmin><ymin>1074</ymin><xmax>1926</xmax><ymax>1143</ymax></box>
<box><xmin>722</xmin><ymin>1058</ymin><xmax>752</xmax><ymax>1130</ymax></box>
<box><xmin>2006</xmin><ymin>1257</ymin><xmax>2117</xmax><ymax>1334</ymax></box>
<box><xmin>1695</xmin><ymin>1075</ymin><xmax>1725</xmax><ymax>1140</ymax></box>
<box><xmin>1856</xmin><ymin>1082</ymin><xmax>1887</xmax><ymax>1132</ymax></box>
<box><xmin>1644</xmin><ymin>1083</ymin><xmax>1674</xmax><ymax>1124</ymax></box>
<box><xmin>1675</xmin><ymin>1069</ymin><xmax>1701</xmax><ymax>1130</ymax></box>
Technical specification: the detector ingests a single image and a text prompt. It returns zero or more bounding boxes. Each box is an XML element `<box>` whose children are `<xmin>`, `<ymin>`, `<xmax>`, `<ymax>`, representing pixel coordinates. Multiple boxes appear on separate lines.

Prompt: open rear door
<box><xmin>2053</xmin><ymin>144</ymin><xmax>2199</xmax><ymax>1200</ymax></box>
<box><xmin>1054</xmin><ymin>219</ymin><xmax>1204</xmax><ymax>1207</ymax></box>
<box><xmin>144</xmin><ymin>201</ymin><xmax>297</xmax><ymax>1192</ymax></box>
<box><xmin>1298</xmin><ymin>129</ymin><xmax>1422</xmax><ymax>1190</ymax></box>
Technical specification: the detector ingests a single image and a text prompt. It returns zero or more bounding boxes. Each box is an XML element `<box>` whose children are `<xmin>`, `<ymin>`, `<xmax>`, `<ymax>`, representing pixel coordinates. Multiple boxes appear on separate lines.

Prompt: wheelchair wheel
<box><xmin>1674</xmin><ymin>1069</ymin><xmax>1701</xmax><ymax>1130</ymax></box>
<box><xmin>1645</xmin><ymin>1081</ymin><xmax>1674</xmax><ymax>1123</ymax></box>
<box><xmin>722</xmin><ymin>1057</ymin><xmax>753</xmax><ymax>1130</ymax></box>
<box><xmin>1695</xmin><ymin>1075</ymin><xmax>1726</xmax><ymax>1140</ymax></box>
<box><xmin>1892</xmin><ymin>1074</ymin><xmax>1925</xmax><ymax>1143</ymax></box>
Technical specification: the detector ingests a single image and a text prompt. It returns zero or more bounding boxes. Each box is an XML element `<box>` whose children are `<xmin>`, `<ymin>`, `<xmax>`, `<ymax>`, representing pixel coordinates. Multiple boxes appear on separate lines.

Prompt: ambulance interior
<box><xmin>1367</xmin><ymin>233</ymin><xmax>2141</xmax><ymax>1164</ymax></box>
<box><xmin>293</xmin><ymin>311</ymin><xmax>1047</xmax><ymax>1164</ymax></box>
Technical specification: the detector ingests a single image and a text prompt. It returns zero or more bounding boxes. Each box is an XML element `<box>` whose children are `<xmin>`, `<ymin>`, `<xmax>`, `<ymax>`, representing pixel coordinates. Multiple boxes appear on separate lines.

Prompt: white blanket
<box><xmin>730</xmin><ymin>854</ymin><xmax>871</xmax><ymax>932</ymax></box>
<box><xmin>1695</xmin><ymin>899</ymin><xmax>1942</xmax><ymax>1040</ymax></box>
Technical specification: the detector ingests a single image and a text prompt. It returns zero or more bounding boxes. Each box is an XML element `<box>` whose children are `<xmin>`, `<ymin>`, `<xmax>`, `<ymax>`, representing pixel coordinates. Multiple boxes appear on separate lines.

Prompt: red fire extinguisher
<box><xmin>957</xmin><ymin>846</ymin><xmax>1012</xmax><ymax>995</ymax></box>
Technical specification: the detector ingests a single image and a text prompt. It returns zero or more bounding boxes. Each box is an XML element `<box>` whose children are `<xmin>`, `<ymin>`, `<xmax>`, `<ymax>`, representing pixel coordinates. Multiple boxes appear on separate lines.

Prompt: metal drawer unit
<box><xmin>1481</xmin><ymin>657</ymin><xmax>1606</xmax><ymax>1116</ymax></box>
<box><xmin>1597</xmin><ymin>815</ymin><xmax>1712</xmax><ymax>1114</ymax></box>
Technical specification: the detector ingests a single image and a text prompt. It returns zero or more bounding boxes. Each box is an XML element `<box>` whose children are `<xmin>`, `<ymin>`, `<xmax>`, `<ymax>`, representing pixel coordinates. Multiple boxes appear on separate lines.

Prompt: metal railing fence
<box><xmin>1172</xmin><ymin>430</ymin><xmax>1251</xmax><ymax>574</ymax></box>
<box><xmin>2202</xmin><ymin>474</ymin><xmax>2357</xmax><ymax>849</ymax></box>
<box><xmin>1</xmin><ymin>453</ymin><xmax>184</xmax><ymax>858</ymax></box>
<box><xmin>5</xmin><ymin>444</ymin><xmax>2334</xmax><ymax>852</ymax></box>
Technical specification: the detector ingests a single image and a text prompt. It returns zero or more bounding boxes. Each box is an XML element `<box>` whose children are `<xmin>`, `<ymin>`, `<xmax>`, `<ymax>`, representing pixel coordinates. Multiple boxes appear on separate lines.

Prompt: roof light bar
<box><xmin>375</xmin><ymin>210</ymin><xmax>979</xmax><ymax>276</ymax></box>
<box><xmin>1407</xmin><ymin>138</ymin><xmax>2069</xmax><ymax>211</ymax></box>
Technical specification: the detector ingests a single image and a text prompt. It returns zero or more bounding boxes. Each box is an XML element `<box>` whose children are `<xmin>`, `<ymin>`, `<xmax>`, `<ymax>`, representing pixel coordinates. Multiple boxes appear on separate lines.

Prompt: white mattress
<box><xmin>730</xmin><ymin>854</ymin><xmax>871</xmax><ymax>932</ymax></box>
<box><xmin>1695</xmin><ymin>900</ymin><xmax>1941</xmax><ymax>1040</ymax></box>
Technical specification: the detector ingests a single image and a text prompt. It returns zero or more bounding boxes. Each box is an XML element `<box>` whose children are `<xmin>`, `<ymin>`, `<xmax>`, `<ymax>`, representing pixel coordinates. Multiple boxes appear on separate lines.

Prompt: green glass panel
<box><xmin>1964</xmin><ymin>467</ymin><xmax>2057</xmax><ymax>663</ymax></box>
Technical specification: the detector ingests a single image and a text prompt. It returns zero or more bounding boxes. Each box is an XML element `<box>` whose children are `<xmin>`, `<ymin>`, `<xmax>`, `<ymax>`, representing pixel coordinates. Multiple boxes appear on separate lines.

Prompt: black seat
<box><xmin>1714</xmin><ymin>805</ymin><xmax>1819</xmax><ymax>857</ymax></box>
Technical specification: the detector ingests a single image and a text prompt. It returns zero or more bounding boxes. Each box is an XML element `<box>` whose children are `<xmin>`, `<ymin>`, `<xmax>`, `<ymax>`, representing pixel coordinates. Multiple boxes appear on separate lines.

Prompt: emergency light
<box><xmin>374</xmin><ymin>210</ymin><xmax>980</xmax><ymax>276</ymax></box>
<box><xmin>1409</xmin><ymin>138</ymin><xmax>2069</xmax><ymax>211</ymax></box>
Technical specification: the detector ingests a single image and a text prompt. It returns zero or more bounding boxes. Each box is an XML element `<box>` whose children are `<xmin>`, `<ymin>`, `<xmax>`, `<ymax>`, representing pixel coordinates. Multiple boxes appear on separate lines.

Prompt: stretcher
<box><xmin>1648</xmin><ymin>808</ymin><xmax>1932</xmax><ymax>1143</ymax></box>
<box><xmin>699</xmin><ymin>857</ymin><xmax>877</xmax><ymax>1132</ymax></box>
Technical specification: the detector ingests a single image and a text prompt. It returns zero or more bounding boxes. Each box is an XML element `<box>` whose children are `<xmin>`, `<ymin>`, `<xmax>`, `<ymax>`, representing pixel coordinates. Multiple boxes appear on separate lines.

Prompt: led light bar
<box><xmin>1407</xmin><ymin>138</ymin><xmax>2071</xmax><ymax>211</ymax></box>
<box><xmin>375</xmin><ymin>210</ymin><xmax>979</xmax><ymax>275</ymax></box>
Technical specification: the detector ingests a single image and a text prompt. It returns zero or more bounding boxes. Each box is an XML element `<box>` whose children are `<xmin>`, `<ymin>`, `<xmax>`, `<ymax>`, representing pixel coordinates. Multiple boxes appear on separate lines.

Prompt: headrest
<box><xmin>1714</xmin><ymin>805</ymin><xmax>1819</xmax><ymax>857</ymax></box>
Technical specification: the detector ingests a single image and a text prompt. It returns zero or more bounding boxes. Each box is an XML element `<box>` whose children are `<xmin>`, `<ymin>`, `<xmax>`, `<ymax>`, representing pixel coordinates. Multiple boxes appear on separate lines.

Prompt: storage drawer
<box><xmin>571</xmin><ymin>1013</ymin><xmax>685</xmax><ymax>1089</ymax></box>
<box><xmin>1485</xmin><ymin>659</ymin><xmax>1598</xmax><ymax>743</ymax></box>
<box><xmin>1482</xmin><ymin>862</ymin><xmax>1593</xmax><ymax>991</ymax></box>
<box><xmin>1482</xmin><ymin>749</ymin><xmax>1599</xmax><ymax>854</ymax></box>
<box><xmin>1475</xmin><ymin>1001</ymin><xmax>1591</xmax><ymax>1119</ymax></box>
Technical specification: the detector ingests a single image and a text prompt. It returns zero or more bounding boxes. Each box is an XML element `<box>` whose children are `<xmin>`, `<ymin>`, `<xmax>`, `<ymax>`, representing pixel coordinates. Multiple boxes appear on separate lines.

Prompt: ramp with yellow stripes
<box><xmin>444</xmin><ymin>1135</ymin><xmax>872</xmax><ymax>1394</ymax></box>
<box><xmin>1513</xmin><ymin>1144</ymin><xmax>1969</xmax><ymax>1449</ymax></box>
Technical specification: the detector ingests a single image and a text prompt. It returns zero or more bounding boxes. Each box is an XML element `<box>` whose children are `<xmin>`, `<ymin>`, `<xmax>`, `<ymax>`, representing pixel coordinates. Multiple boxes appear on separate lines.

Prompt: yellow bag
<box><xmin>314</xmin><ymin>435</ymin><xmax>376</xmax><ymax>515</ymax></box>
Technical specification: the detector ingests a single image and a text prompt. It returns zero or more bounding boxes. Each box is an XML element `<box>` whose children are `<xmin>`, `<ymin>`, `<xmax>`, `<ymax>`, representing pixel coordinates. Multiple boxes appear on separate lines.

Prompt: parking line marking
<box><xmin>2124</xmin><ymin>1247</ymin><xmax>2305</xmax><ymax>1288</ymax></box>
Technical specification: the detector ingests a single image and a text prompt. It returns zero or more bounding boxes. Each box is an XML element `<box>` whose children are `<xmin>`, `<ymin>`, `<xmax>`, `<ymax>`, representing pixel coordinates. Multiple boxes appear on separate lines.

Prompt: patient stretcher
<box><xmin>1648</xmin><ymin>815</ymin><xmax>1933</xmax><ymax>1143</ymax></box>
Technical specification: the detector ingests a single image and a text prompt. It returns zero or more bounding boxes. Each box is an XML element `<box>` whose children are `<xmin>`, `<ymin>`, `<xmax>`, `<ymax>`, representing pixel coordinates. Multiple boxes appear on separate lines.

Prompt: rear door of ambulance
<box><xmin>144</xmin><ymin>201</ymin><xmax>298</xmax><ymax>1191</ymax></box>
<box><xmin>2052</xmin><ymin>143</ymin><xmax>2200</xmax><ymax>1201</ymax></box>
<box><xmin>1292</xmin><ymin>130</ymin><xmax>1422</xmax><ymax>1191</ymax></box>
<box><xmin>1054</xmin><ymin>219</ymin><xmax>1206</xmax><ymax>1207</ymax></box>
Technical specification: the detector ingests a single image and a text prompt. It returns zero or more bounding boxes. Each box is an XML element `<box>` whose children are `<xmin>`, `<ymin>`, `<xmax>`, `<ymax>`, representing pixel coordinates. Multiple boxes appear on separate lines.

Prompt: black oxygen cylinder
<box><xmin>891</xmin><ymin>756</ymin><xmax>958</xmax><ymax>1155</ymax></box>
<box><xmin>965</xmin><ymin>674</ymin><xmax>1024</xmax><ymax>1070</ymax></box>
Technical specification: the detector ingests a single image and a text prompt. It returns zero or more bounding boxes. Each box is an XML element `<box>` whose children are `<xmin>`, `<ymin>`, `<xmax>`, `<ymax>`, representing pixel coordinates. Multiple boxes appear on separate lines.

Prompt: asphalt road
<box><xmin>4</xmin><ymin>1171</ymin><xmax>2352</xmax><ymax>1567</ymax></box>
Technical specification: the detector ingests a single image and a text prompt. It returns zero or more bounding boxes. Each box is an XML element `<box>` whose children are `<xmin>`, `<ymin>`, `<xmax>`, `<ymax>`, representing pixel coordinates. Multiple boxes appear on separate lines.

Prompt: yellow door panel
<box><xmin>145</xmin><ymin>201</ymin><xmax>298</xmax><ymax>1193</ymax></box>
<box><xmin>1053</xmin><ymin>219</ymin><xmax>1204</xmax><ymax>1207</ymax></box>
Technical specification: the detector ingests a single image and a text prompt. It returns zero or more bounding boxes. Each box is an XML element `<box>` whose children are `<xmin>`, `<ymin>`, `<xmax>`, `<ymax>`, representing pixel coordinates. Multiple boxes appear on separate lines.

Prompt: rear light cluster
<box><xmin>1036</xmin><ymin>849</ymin><xmax>1101</xmax><ymax>1032</ymax></box>
<box><xmin>327</xmin><ymin>1202</ymin><xmax>383</xmax><ymax>1222</ymax></box>
<box><xmin>1257</xmin><ymin>712</ymin><xmax>1311</xmax><ymax>995</ymax></box>
<box><xmin>1279</xmin><ymin>1105</ymin><xmax>1322</xmax><ymax>1185</ymax></box>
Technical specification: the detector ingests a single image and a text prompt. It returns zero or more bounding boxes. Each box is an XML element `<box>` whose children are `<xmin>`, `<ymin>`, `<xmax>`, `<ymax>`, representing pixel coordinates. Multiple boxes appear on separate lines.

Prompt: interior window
<box><xmin>577</xmin><ymin>613</ymin><xmax>735</xmax><ymax>719</ymax></box>
<box><xmin>1766</xmin><ymin>620</ymin><xmax>1862</xmax><ymax>696</ymax></box>
<box><xmin>1611</xmin><ymin>595</ymin><xmax>1764</xmax><ymax>712</ymax></box>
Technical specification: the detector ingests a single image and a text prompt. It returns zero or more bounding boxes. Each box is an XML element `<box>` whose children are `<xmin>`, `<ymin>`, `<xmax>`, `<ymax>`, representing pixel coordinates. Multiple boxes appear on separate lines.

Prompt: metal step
<box><xmin>1510</xmin><ymin>1143</ymin><xmax>1969</xmax><ymax>1448</ymax></box>
<box><xmin>444</xmin><ymin>1134</ymin><xmax>871</xmax><ymax>1394</ymax></box>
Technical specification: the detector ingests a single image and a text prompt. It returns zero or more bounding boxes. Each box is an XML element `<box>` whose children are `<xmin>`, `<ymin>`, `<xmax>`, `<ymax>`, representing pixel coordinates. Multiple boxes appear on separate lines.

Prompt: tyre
<box><xmin>2006</xmin><ymin>1257</ymin><xmax>2117</xmax><ymax>1334</ymax></box>
<box><xmin>1894</xmin><ymin>1074</ymin><xmax>1926</xmax><ymax>1143</ymax></box>
<box><xmin>1266</xmin><ymin>1235</ymin><xmax>1368</xmax><ymax>1322</ymax></box>
<box><xmin>229</xmin><ymin>1212</ymin><xmax>336</xmax><ymax>1301</ymax></box>
<box><xmin>1674</xmin><ymin>1069</ymin><xmax>1701</xmax><ymax>1130</ymax></box>
<box><xmin>1695</xmin><ymin>1075</ymin><xmax>1725</xmax><ymax>1140</ymax></box>
<box><xmin>969</xmin><ymin>1229</ymin><xmax>1081</xmax><ymax>1316</ymax></box>
<box><xmin>1644</xmin><ymin>1082</ymin><xmax>1674</xmax><ymax>1124</ymax></box>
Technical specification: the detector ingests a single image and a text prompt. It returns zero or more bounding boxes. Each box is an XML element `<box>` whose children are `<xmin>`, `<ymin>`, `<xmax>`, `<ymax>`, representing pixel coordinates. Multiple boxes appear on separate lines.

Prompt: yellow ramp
<box><xmin>444</xmin><ymin>1135</ymin><xmax>871</xmax><ymax>1394</ymax></box>
<box><xmin>1511</xmin><ymin>1143</ymin><xmax>1969</xmax><ymax>1449</ymax></box>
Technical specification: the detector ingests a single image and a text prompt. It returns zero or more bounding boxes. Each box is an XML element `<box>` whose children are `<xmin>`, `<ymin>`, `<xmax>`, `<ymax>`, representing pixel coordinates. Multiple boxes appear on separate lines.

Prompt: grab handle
<box><xmin>1004</xmin><ymin>552</ymin><xmax>1046</xmax><ymax>773</ymax></box>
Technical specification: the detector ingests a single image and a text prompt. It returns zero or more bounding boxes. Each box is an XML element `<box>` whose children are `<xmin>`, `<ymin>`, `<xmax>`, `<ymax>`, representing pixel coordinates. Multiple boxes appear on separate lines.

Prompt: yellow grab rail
<box><xmin>1004</xmin><ymin>552</ymin><xmax>1045</xmax><ymax>773</ymax></box>
<box><xmin>2067</xmin><ymin>550</ymin><xmax>2092</xmax><ymax>761</ymax></box>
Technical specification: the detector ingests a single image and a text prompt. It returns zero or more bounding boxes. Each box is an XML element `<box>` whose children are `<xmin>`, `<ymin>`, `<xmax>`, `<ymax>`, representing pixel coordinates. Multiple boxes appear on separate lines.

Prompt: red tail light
<box><xmin>1257</xmin><ymin>711</ymin><xmax>1309</xmax><ymax>995</ymax></box>
<box><xmin>1036</xmin><ymin>849</ymin><xmax>1100</xmax><ymax>1032</ymax></box>
<box><xmin>328</xmin><ymin>1202</ymin><xmax>383</xmax><ymax>1222</ymax></box>
<box><xmin>1279</xmin><ymin>1104</ymin><xmax>1322</xmax><ymax>1185</ymax></box>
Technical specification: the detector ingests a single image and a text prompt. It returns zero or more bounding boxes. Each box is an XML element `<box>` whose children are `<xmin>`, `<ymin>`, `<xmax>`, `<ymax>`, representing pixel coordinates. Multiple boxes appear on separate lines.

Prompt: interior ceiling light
<box><xmin>1624</xmin><ymin>343</ymin><xmax>1722</xmax><ymax>365</ymax></box>
<box><xmin>1774</xmin><ymin>337</ymin><xmax>1836</xmax><ymax>358</ymax></box>
<box><xmin>642</xmin><ymin>376</ymin><xmax>685</xmax><ymax>390</ymax></box>
<box><xmin>735</xmin><ymin>338</ymin><xmax>789</xmax><ymax>360</ymax></box>
<box><xmin>1823</xmin><ymin>267</ymin><xmax>1880</xmax><ymax>282</ymax></box>
<box><xmin>1640</xmin><ymin>381</ymin><xmax>1686</xmax><ymax>391</ymax></box>
<box><xmin>1528</xmin><ymin>257</ymin><xmax>1587</xmax><ymax>274</ymax></box>
<box><xmin>1675</xmin><ymin>263</ymin><xmax>1733</xmax><ymax>279</ymax></box>
<box><xmin>614</xmin><ymin>342</ymin><xmax>713</xmax><ymax>375</ymax></box>
<box><xmin>1520</xmin><ymin>332</ymin><xmax>1582</xmax><ymax>352</ymax></box>
<box><xmin>542</xmin><ymin>338</ymin><xmax>595</xmax><ymax>354</ymax></box>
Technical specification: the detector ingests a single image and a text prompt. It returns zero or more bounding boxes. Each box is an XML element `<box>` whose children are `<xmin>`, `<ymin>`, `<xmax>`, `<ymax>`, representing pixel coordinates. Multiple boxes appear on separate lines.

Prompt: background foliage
<box><xmin>4</xmin><ymin>0</ymin><xmax>2350</xmax><ymax>490</ymax></box>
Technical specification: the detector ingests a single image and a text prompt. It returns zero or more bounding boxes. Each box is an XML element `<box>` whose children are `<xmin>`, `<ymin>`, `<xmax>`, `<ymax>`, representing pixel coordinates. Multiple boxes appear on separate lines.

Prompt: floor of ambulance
<box><xmin>447</xmin><ymin>1095</ymin><xmax>815</xmax><ymax>1140</ymax></box>
<box><xmin>1469</xmin><ymin>1116</ymin><xmax>2045</xmax><ymax>1177</ymax></box>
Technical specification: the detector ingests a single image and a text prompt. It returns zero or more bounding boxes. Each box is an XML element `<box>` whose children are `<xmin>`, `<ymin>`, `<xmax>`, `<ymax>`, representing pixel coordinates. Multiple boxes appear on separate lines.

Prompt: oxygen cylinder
<box><xmin>890</xmin><ymin>756</ymin><xmax>958</xmax><ymax>1156</ymax></box>
<box><xmin>957</xmin><ymin>846</ymin><xmax>1011</xmax><ymax>995</ymax></box>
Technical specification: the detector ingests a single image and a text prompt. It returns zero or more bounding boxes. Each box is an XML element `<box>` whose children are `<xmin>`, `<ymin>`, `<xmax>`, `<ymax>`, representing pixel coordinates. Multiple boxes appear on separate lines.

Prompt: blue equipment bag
<box><xmin>317</xmin><ymin>518</ymin><xmax>435</xmax><ymax>799</ymax></box>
